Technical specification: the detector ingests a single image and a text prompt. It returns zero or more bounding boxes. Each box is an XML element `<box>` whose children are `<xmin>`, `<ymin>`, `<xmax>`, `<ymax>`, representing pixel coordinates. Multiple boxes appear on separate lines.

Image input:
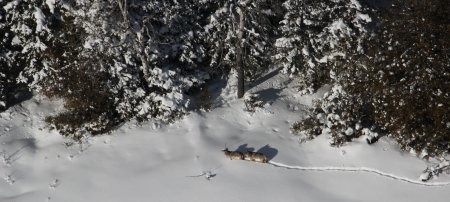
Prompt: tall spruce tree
<box><xmin>0</xmin><ymin>0</ymin><xmax>212</xmax><ymax>138</ymax></box>
<box><xmin>205</xmin><ymin>0</ymin><xmax>280</xmax><ymax>98</ymax></box>
<box><xmin>356</xmin><ymin>0</ymin><xmax>450</xmax><ymax>156</ymax></box>
<box><xmin>292</xmin><ymin>0</ymin><xmax>450</xmax><ymax>157</ymax></box>
<box><xmin>0</xmin><ymin>0</ymin><xmax>59</xmax><ymax>110</ymax></box>
<box><xmin>275</xmin><ymin>0</ymin><xmax>372</xmax><ymax>92</ymax></box>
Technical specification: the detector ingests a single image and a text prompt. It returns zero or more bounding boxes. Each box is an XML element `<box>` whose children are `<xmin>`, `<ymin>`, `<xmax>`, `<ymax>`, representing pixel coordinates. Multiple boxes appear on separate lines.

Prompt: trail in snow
<box><xmin>268</xmin><ymin>161</ymin><xmax>450</xmax><ymax>187</ymax></box>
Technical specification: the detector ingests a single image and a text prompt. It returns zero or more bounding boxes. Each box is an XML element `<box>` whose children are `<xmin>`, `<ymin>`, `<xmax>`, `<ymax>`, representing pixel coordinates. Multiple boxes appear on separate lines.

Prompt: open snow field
<box><xmin>1</xmin><ymin>72</ymin><xmax>449</xmax><ymax>202</ymax></box>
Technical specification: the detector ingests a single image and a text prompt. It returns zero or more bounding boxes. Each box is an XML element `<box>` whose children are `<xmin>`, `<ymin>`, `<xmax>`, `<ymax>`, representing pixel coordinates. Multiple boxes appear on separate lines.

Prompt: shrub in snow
<box><xmin>244</xmin><ymin>93</ymin><xmax>263</xmax><ymax>113</ymax></box>
<box><xmin>0</xmin><ymin>73</ymin><xmax>9</xmax><ymax>111</ymax></box>
<box><xmin>421</xmin><ymin>160</ymin><xmax>450</xmax><ymax>182</ymax></box>
<box><xmin>43</xmin><ymin>55</ymin><xmax>121</xmax><ymax>139</ymax></box>
<box><xmin>274</xmin><ymin>0</ymin><xmax>372</xmax><ymax>92</ymax></box>
<box><xmin>186</xmin><ymin>82</ymin><xmax>213</xmax><ymax>112</ymax></box>
<box><xmin>291</xmin><ymin>114</ymin><xmax>321</xmax><ymax>142</ymax></box>
<box><xmin>292</xmin><ymin>85</ymin><xmax>373</xmax><ymax>146</ymax></box>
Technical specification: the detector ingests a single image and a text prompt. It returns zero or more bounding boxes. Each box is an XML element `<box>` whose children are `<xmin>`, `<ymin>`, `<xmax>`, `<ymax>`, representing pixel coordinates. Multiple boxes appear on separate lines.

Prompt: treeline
<box><xmin>0</xmin><ymin>0</ymin><xmax>448</xmax><ymax>156</ymax></box>
<box><xmin>292</xmin><ymin>0</ymin><xmax>450</xmax><ymax>157</ymax></box>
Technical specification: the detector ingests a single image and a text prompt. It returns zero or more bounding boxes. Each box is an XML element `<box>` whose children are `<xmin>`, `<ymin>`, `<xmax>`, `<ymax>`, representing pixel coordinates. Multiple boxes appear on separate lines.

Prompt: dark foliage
<box><xmin>357</xmin><ymin>0</ymin><xmax>450</xmax><ymax>156</ymax></box>
<box><xmin>293</xmin><ymin>0</ymin><xmax>450</xmax><ymax>157</ymax></box>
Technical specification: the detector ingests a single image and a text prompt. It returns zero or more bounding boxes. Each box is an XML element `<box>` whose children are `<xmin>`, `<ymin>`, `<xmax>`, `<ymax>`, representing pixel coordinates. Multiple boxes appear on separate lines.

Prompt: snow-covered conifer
<box><xmin>292</xmin><ymin>0</ymin><xmax>450</xmax><ymax>157</ymax></box>
<box><xmin>275</xmin><ymin>0</ymin><xmax>372</xmax><ymax>91</ymax></box>
<box><xmin>205</xmin><ymin>0</ymin><xmax>281</xmax><ymax>97</ymax></box>
<box><xmin>35</xmin><ymin>0</ymin><xmax>212</xmax><ymax>138</ymax></box>
<box><xmin>0</xmin><ymin>0</ymin><xmax>58</xmax><ymax>109</ymax></box>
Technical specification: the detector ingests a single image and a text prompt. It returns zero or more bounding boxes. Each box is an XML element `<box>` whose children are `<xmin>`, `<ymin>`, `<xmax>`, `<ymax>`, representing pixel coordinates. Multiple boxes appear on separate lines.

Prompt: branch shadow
<box><xmin>2</xmin><ymin>138</ymin><xmax>37</xmax><ymax>165</ymax></box>
<box><xmin>235</xmin><ymin>144</ymin><xmax>279</xmax><ymax>162</ymax></box>
<box><xmin>248</xmin><ymin>67</ymin><xmax>286</xmax><ymax>105</ymax></box>
<box><xmin>256</xmin><ymin>144</ymin><xmax>278</xmax><ymax>162</ymax></box>
<box><xmin>253</xmin><ymin>88</ymin><xmax>284</xmax><ymax>104</ymax></box>
<box><xmin>236</xmin><ymin>143</ymin><xmax>255</xmax><ymax>153</ymax></box>
<box><xmin>0</xmin><ymin>88</ymin><xmax>32</xmax><ymax>113</ymax></box>
<box><xmin>363</xmin><ymin>0</ymin><xmax>392</xmax><ymax>9</ymax></box>
<box><xmin>248</xmin><ymin>67</ymin><xmax>283</xmax><ymax>89</ymax></box>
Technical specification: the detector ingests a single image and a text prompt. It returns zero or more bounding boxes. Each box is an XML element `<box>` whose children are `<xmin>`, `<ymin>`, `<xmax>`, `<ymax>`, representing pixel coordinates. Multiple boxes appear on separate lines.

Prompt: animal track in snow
<box><xmin>268</xmin><ymin>161</ymin><xmax>450</xmax><ymax>186</ymax></box>
<box><xmin>1</xmin><ymin>151</ymin><xmax>11</xmax><ymax>166</ymax></box>
<box><xmin>49</xmin><ymin>179</ymin><xmax>60</xmax><ymax>190</ymax></box>
<box><xmin>4</xmin><ymin>175</ymin><xmax>15</xmax><ymax>185</ymax></box>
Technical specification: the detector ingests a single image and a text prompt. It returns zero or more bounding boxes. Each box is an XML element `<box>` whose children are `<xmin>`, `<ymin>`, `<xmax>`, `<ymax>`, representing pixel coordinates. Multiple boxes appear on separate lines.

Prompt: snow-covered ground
<box><xmin>1</xmin><ymin>72</ymin><xmax>449</xmax><ymax>202</ymax></box>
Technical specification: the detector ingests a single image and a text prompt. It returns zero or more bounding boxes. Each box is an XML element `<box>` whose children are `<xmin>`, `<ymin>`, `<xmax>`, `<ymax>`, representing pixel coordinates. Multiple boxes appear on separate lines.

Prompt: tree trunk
<box><xmin>236</xmin><ymin>7</ymin><xmax>245</xmax><ymax>98</ymax></box>
<box><xmin>117</xmin><ymin>0</ymin><xmax>129</xmax><ymax>27</ymax></box>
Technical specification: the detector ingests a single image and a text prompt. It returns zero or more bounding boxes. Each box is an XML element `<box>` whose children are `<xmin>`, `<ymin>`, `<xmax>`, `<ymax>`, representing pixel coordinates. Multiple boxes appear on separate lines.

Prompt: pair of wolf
<box><xmin>222</xmin><ymin>148</ymin><xmax>268</xmax><ymax>163</ymax></box>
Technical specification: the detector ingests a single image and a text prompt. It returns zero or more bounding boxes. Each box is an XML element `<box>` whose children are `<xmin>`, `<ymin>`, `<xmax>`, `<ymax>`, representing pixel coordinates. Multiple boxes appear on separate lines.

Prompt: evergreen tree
<box><xmin>275</xmin><ymin>0</ymin><xmax>371</xmax><ymax>92</ymax></box>
<box><xmin>355</xmin><ymin>0</ymin><xmax>450</xmax><ymax>156</ymax></box>
<box><xmin>40</xmin><ymin>0</ymin><xmax>212</xmax><ymax>138</ymax></box>
<box><xmin>205</xmin><ymin>0</ymin><xmax>281</xmax><ymax>98</ymax></box>
<box><xmin>0</xmin><ymin>0</ymin><xmax>58</xmax><ymax>110</ymax></box>
<box><xmin>292</xmin><ymin>0</ymin><xmax>450</xmax><ymax>157</ymax></box>
<box><xmin>0</xmin><ymin>0</ymin><xmax>212</xmax><ymax>138</ymax></box>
